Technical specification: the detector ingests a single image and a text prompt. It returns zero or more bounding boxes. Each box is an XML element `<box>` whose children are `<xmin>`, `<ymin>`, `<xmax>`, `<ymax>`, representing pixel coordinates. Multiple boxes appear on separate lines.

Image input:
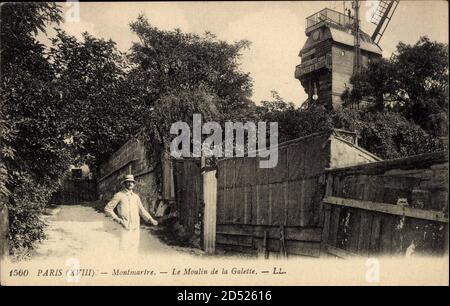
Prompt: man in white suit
<box><xmin>104</xmin><ymin>174</ymin><xmax>158</xmax><ymax>253</ymax></box>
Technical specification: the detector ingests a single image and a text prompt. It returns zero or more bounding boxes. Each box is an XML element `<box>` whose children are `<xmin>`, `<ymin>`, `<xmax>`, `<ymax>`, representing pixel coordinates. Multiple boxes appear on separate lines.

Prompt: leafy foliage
<box><xmin>332</xmin><ymin>108</ymin><xmax>444</xmax><ymax>159</ymax></box>
<box><xmin>7</xmin><ymin>172</ymin><xmax>59</xmax><ymax>251</ymax></box>
<box><xmin>257</xmin><ymin>91</ymin><xmax>332</xmax><ymax>143</ymax></box>
<box><xmin>1</xmin><ymin>2</ymin><xmax>70</xmax><ymax>254</ymax></box>
<box><xmin>257</xmin><ymin>90</ymin><xmax>445</xmax><ymax>160</ymax></box>
<box><xmin>48</xmin><ymin>29</ymin><xmax>134</xmax><ymax>170</ymax></box>
<box><xmin>126</xmin><ymin>16</ymin><xmax>257</xmax><ymax>177</ymax></box>
<box><xmin>346</xmin><ymin>36</ymin><xmax>449</xmax><ymax>136</ymax></box>
<box><xmin>128</xmin><ymin>16</ymin><xmax>255</xmax><ymax>123</ymax></box>
<box><xmin>0</xmin><ymin>2</ymin><xmax>62</xmax><ymax>72</ymax></box>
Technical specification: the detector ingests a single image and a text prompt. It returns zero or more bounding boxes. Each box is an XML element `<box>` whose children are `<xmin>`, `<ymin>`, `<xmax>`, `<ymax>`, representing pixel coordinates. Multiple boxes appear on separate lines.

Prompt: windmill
<box><xmin>370</xmin><ymin>0</ymin><xmax>400</xmax><ymax>47</ymax></box>
<box><xmin>295</xmin><ymin>1</ymin><xmax>400</xmax><ymax>109</ymax></box>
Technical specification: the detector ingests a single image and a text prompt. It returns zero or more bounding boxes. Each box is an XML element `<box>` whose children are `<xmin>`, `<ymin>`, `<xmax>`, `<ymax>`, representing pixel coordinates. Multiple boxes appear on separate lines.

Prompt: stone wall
<box><xmin>97</xmin><ymin>137</ymin><xmax>174</xmax><ymax>213</ymax></box>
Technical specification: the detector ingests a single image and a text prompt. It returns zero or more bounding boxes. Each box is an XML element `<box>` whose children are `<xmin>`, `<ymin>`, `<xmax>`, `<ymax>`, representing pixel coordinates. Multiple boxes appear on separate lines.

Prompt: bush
<box><xmin>7</xmin><ymin>172</ymin><xmax>59</xmax><ymax>253</ymax></box>
<box><xmin>332</xmin><ymin>108</ymin><xmax>444</xmax><ymax>159</ymax></box>
<box><xmin>1</xmin><ymin>3</ymin><xmax>72</xmax><ymax>256</ymax></box>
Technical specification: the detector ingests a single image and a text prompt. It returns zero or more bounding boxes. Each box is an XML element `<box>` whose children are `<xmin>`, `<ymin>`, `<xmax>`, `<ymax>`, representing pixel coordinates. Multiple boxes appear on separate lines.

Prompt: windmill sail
<box><xmin>370</xmin><ymin>0</ymin><xmax>399</xmax><ymax>45</ymax></box>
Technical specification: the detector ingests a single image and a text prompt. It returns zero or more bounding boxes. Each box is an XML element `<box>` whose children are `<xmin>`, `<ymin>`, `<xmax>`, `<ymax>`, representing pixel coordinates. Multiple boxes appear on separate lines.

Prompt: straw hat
<box><xmin>122</xmin><ymin>174</ymin><xmax>136</xmax><ymax>183</ymax></box>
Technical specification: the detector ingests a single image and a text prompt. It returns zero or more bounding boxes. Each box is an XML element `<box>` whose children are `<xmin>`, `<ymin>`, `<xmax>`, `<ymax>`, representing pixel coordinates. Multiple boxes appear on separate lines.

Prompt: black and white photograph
<box><xmin>0</xmin><ymin>1</ymin><xmax>448</xmax><ymax>287</ymax></box>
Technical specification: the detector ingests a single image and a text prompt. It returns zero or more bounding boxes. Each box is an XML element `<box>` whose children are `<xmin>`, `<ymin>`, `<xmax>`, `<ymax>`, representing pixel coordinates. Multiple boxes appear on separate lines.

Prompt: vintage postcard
<box><xmin>0</xmin><ymin>1</ymin><xmax>448</xmax><ymax>288</ymax></box>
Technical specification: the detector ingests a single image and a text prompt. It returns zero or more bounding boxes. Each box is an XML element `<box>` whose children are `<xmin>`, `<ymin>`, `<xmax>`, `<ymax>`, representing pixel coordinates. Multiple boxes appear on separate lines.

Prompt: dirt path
<box><xmin>32</xmin><ymin>204</ymin><xmax>195</xmax><ymax>260</ymax></box>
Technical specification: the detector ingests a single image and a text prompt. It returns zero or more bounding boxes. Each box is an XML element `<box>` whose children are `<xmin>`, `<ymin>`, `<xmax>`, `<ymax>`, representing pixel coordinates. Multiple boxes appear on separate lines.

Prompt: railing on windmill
<box><xmin>306</xmin><ymin>8</ymin><xmax>354</xmax><ymax>33</ymax></box>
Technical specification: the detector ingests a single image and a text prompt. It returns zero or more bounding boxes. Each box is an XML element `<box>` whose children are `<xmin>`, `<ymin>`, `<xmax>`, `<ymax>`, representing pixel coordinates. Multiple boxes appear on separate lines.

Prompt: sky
<box><xmin>38</xmin><ymin>1</ymin><xmax>449</xmax><ymax>106</ymax></box>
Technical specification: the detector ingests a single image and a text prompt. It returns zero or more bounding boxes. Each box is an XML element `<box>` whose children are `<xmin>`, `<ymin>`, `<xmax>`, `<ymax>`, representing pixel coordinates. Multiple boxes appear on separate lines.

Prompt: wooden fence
<box><xmin>171</xmin><ymin>132</ymin><xmax>448</xmax><ymax>258</ymax></box>
<box><xmin>51</xmin><ymin>179</ymin><xmax>97</xmax><ymax>204</ymax></box>
<box><xmin>215</xmin><ymin>130</ymin><xmax>379</xmax><ymax>257</ymax></box>
<box><xmin>321</xmin><ymin>151</ymin><xmax>449</xmax><ymax>258</ymax></box>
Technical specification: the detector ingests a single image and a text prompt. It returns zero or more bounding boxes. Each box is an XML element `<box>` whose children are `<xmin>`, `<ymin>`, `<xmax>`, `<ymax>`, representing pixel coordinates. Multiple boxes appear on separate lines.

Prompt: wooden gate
<box><xmin>203</xmin><ymin>170</ymin><xmax>217</xmax><ymax>254</ymax></box>
<box><xmin>173</xmin><ymin>159</ymin><xmax>202</xmax><ymax>237</ymax></box>
<box><xmin>52</xmin><ymin>178</ymin><xmax>97</xmax><ymax>204</ymax></box>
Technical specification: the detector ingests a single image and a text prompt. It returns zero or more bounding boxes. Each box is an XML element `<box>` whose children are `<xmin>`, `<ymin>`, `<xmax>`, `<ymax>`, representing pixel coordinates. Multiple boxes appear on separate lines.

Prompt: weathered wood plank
<box><xmin>299</xmin><ymin>211</ymin><xmax>315</xmax><ymax>227</ymax></box>
<box><xmin>223</xmin><ymin>187</ymin><xmax>233</xmax><ymax>223</ymax></box>
<box><xmin>234</xmin><ymin>158</ymin><xmax>245</xmax><ymax>188</ymax></box>
<box><xmin>253</xmin><ymin>237</ymin><xmax>321</xmax><ymax>257</ymax></box>
<box><xmin>243</xmin><ymin>186</ymin><xmax>253</xmax><ymax>224</ymax></box>
<box><xmin>325</xmin><ymin>244</ymin><xmax>359</xmax><ymax>259</ymax></box>
<box><xmin>369</xmin><ymin>213</ymin><xmax>382</xmax><ymax>255</ymax></box>
<box><xmin>225</xmin><ymin>159</ymin><xmax>236</xmax><ymax>188</ymax></box>
<box><xmin>269</xmin><ymin>183</ymin><xmax>284</xmax><ymax>226</ymax></box>
<box><xmin>302</xmin><ymin>178</ymin><xmax>315</xmax><ymax>211</ymax></box>
<box><xmin>203</xmin><ymin>170</ymin><xmax>217</xmax><ymax>254</ymax></box>
<box><xmin>217</xmin><ymin>244</ymin><xmax>256</xmax><ymax>255</ymax></box>
<box><xmin>257</xmin><ymin>184</ymin><xmax>270</xmax><ymax>225</ymax></box>
<box><xmin>347</xmin><ymin>209</ymin><xmax>361</xmax><ymax>253</ymax></box>
<box><xmin>241</xmin><ymin>158</ymin><xmax>256</xmax><ymax>187</ymax></box>
<box><xmin>357</xmin><ymin>210</ymin><xmax>373</xmax><ymax>256</ymax></box>
<box><xmin>326</xmin><ymin>151</ymin><xmax>448</xmax><ymax>175</ymax></box>
<box><xmin>323</xmin><ymin>196</ymin><xmax>448</xmax><ymax>223</ymax></box>
<box><xmin>287</xmin><ymin>142</ymin><xmax>306</xmax><ymax>180</ymax></box>
<box><xmin>328</xmin><ymin>205</ymin><xmax>342</xmax><ymax>246</ymax></box>
<box><xmin>251</xmin><ymin>184</ymin><xmax>259</xmax><ymax>225</ymax></box>
<box><xmin>325</xmin><ymin>173</ymin><xmax>334</xmax><ymax>196</ymax></box>
<box><xmin>234</xmin><ymin>186</ymin><xmax>245</xmax><ymax>224</ymax></box>
<box><xmin>313</xmin><ymin>177</ymin><xmax>326</xmax><ymax>226</ymax></box>
<box><xmin>256</xmin><ymin>158</ymin><xmax>269</xmax><ymax>185</ymax></box>
<box><xmin>286</xmin><ymin>241</ymin><xmax>321</xmax><ymax>257</ymax></box>
<box><xmin>321</xmin><ymin>208</ymin><xmax>331</xmax><ymax>246</ymax></box>
<box><xmin>216</xmin><ymin>234</ymin><xmax>253</xmax><ymax>247</ymax></box>
<box><xmin>287</xmin><ymin>180</ymin><xmax>302</xmax><ymax>226</ymax></box>
<box><xmin>380</xmin><ymin>215</ymin><xmax>394</xmax><ymax>254</ymax></box>
<box><xmin>216</xmin><ymin>188</ymin><xmax>225</xmax><ymax>224</ymax></box>
<box><xmin>391</xmin><ymin>216</ymin><xmax>404</xmax><ymax>254</ymax></box>
<box><xmin>216</xmin><ymin>224</ymin><xmax>322</xmax><ymax>242</ymax></box>
<box><xmin>268</xmin><ymin>148</ymin><xmax>288</xmax><ymax>183</ymax></box>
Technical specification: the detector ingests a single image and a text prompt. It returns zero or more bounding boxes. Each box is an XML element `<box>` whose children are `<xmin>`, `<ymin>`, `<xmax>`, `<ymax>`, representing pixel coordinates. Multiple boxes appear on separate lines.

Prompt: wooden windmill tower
<box><xmin>295</xmin><ymin>1</ymin><xmax>399</xmax><ymax>109</ymax></box>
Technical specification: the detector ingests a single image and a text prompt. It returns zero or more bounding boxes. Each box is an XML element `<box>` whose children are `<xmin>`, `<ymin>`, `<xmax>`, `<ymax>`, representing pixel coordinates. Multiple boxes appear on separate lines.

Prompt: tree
<box><xmin>127</xmin><ymin>16</ymin><xmax>255</xmax><ymax>124</ymax></box>
<box><xmin>255</xmin><ymin>91</ymin><xmax>444</xmax><ymax>160</ymax></box>
<box><xmin>394</xmin><ymin>37</ymin><xmax>449</xmax><ymax>134</ymax></box>
<box><xmin>121</xmin><ymin>16</ymin><xmax>258</xmax><ymax>177</ymax></box>
<box><xmin>0</xmin><ymin>3</ymin><xmax>76</xmax><ymax>254</ymax></box>
<box><xmin>0</xmin><ymin>2</ymin><xmax>62</xmax><ymax>75</ymax></box>
<box><xmin>48</xmin><ymin>29</ymin><xmax>134</xmax><ymax>171</ymax></box>
<box><xmin>347</xmin><ymin>36</ymin><xmax>449</xmax><ymax>136</ymax></box>
<box><xmin>257</xmin><ymin>91</ymin><xmax>332</xmax><ymax>143</ymax></box>
<box><xmin>332</xmin><ymin>108</ymin><xmax>444</xmax><ymax>159</ymax></box>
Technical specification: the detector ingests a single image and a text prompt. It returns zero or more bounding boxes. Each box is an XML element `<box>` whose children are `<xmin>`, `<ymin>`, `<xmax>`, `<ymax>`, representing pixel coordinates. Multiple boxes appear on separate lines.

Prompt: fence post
<box><xmin>202</xmin><ymin>170</ymin><xmax>217</xmax><ymax>254</ymax></box>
